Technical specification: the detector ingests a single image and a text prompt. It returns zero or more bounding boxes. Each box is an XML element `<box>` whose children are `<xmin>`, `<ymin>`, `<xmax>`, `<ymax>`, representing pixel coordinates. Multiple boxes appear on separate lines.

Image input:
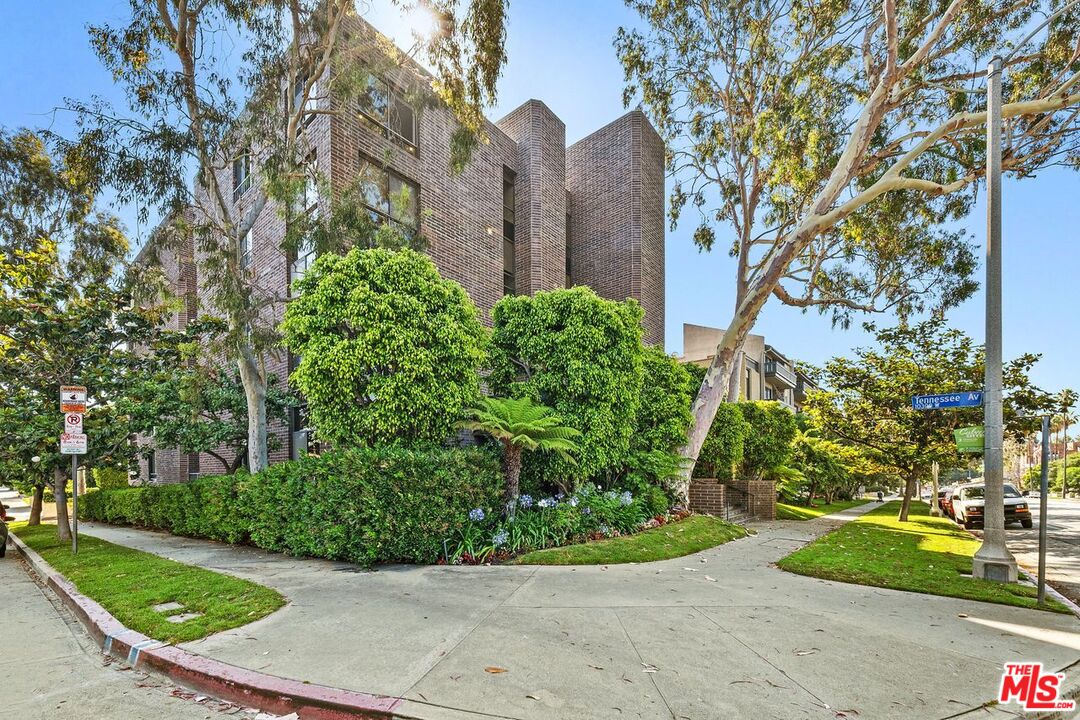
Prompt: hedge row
<box><xmin>81</xmin><ymin>446</ymin><xmax>502</xmax><ymax>565</ymax></box>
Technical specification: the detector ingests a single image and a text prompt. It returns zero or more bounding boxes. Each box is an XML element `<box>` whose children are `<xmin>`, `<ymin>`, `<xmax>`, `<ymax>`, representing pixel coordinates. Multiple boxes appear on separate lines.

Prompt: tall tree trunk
<box><xmin>503</xmin><ymin>442</ymin><xmax>522</xmax><ymax>518</ymax></box>
<box><xmin>897</xmin><ymin>472</ymin><xmax>917</xmax><ymax>522</ymax></box>
<box><xmin>28</xmin><ymin>484</ymin><xmax>43</xmax><ymax>526</ymax></box>
<box><xmin>678</xmin><ymin>324</ymin><xmax>756</xmax><ymax>502</ymax></box>
<box><xmin>53</xmin><ymin>466</ymin><xmax>72</xmax><ymax>541</ymax></box>
<box><xmin>237</xmin><ymin>343</ymin><xmax>268</xmax><ymax>473</ymax></box>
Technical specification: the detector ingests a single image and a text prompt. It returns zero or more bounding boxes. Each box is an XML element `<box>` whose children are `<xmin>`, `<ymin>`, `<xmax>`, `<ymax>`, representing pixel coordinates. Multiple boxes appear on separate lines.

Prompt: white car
<box><xmin>951</xmin><ymin>482</ymin><xmax>1032</xmax><ymax>530</ymax></box>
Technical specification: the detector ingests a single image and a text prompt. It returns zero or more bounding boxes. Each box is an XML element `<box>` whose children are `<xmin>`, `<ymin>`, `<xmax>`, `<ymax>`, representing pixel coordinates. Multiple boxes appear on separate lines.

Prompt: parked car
<box><xmin>951</xmin><ymin>482</ymin><xmax>1032</xmax><ymax>529</ymax></box>
<box><xmin>937</xmin><ymin>488</ymin><xmax>954</xmax><ymax>518</ymax></box>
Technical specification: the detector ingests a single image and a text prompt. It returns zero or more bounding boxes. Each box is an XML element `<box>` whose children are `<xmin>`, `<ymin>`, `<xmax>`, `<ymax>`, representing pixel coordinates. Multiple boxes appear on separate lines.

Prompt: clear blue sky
<box><xmin>2</xmin><ymin>1</ymin><xmax>1077</xmax><ymax>393</ymax></box>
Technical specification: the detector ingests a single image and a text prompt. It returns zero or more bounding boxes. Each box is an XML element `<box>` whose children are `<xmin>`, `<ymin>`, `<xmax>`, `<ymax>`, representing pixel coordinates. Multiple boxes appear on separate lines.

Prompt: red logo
<box><xmin>998</xmin><ymin>662</ymin><xmax>1075</xmax><ymax>711</ymax></box>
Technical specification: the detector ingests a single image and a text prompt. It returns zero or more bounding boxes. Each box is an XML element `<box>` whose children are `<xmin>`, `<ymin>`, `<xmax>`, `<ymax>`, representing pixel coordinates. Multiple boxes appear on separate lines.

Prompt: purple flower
<box><xmin>620</xmin><ymin>491</ymin><xmax>633</xmax><ymax>506</ymax></box>
<box><xmin>493</xmin><ymin>529</ymin><xmax>509</xmax><ymax>547</ymax></box>
<box><xmin>469</xmin><ymin>508</ymin><xmax>485</xmax><ymax>522</ymax></box>
<box><xmin>518</xmin><ymin>494</ymin><xmax>534</xmax><ymax>509</ymax></box>
<box><xmin>581</xmin><ymin>506</ymin><xmax>592</xmax><ymax>516</ymax></box>
<box><xmin>599</xmin><ymin>524</ymin><xmax>611</xmax><ymax>535</ymax></box>
<box><xmin>538</xmin><ymin>497</ymin><xmax>555</xmax><ymax>509</ymax></box>
<box><xmin>569</xmin><ymin>497</ymin><xmax>579</xmax><ymax>507</ymax></box>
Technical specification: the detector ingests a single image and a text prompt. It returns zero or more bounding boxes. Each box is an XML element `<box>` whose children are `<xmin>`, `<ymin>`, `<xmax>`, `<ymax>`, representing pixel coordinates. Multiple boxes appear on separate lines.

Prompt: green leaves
<box><xmin>460</xmin><ymin>397</ymin><xmax>582</xmax><ymax>461</ymax></box>
<box><xmin>488</xmin><ymin>287</ymin><xmax>645</xmax><ymax>489</ymax></box>
<box><xmin>281</xmin><ymin>248</ymin><xmax>486</xmax><ymax>448</ymax></box>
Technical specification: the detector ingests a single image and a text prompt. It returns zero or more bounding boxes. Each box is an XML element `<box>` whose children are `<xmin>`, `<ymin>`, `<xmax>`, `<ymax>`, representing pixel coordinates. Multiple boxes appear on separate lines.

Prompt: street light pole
<box><xmin>972</xmin><ymin>56</ymin><xmax>1018</xmax><ymax>583</ymax></box>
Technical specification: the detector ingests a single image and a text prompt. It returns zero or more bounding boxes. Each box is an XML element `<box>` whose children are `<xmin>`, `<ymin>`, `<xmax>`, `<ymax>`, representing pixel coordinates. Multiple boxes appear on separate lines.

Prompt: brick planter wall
<box><xmin>689</xmin><ymin>477</ymin><xmax>776</xmax><ymax>521</ymax></box>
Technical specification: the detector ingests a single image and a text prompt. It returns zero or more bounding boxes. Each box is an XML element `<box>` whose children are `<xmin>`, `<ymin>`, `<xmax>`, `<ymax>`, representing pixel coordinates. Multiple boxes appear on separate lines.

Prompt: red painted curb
<box><xmin>9</xmin><ymin>533</ymin><xmax>406</xmax><ymax>719</ymax></box>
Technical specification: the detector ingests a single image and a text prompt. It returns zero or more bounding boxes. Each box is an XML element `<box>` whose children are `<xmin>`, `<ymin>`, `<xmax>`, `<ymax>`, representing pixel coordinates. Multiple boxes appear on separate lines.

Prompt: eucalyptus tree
<box><xmin>617</xmin><ymin>0</ymin><xmax>1080</xmax><ymax>489</ymax></box>
<box><xmin>60</xmin><ymin>0</ymin><xmax>508</xmax><ymax>473</ymax></box>
<box><xmin>0</xmin><ymin>131</ymin><xmax>174</xmax><ymax>540</ymax></box>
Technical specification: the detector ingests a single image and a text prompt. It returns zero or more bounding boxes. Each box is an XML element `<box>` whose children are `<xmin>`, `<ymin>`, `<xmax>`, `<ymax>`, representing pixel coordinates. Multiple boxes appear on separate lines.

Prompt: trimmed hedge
<box><xmin>81</xmin><ymin>446</ymin><xmax>501</xmax><ymax>566</ymax></box>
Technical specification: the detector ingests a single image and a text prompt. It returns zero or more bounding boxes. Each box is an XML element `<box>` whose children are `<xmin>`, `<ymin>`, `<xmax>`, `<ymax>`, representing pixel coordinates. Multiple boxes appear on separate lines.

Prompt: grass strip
<box><xmin>13</xmin><ymin>523</ymin><xmax>286</xmax><ymax>643</ymax></box>
<box><xmin>776</xmin><ymin>499</ymin><xmax>872</xmax><ymax>521</ymax></box>
<box><xmin>514</xmin><ymin>515</ymin><xmax>748</xmax><ymax>565</ymax></box>
<box><xmin>777</xmin><ymin>501</ymin><xmax>1067</xmax><ymax>613</ymax></box>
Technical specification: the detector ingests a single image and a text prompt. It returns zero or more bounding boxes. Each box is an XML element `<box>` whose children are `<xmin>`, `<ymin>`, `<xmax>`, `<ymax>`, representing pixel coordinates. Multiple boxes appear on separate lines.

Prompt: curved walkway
<box><xmin>69</xmin><ymin>512</ymin><xmax>1080</xmax><ymax>720</ymax></box>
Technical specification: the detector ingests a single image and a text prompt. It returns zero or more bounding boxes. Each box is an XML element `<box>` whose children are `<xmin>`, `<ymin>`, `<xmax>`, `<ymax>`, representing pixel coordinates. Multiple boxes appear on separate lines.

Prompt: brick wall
<box><xmin>495</xmin><ymin>100</ymin><xmax>567</xmax><ymax>295</ymax></box>
<box><xmin>566</xmin><ymin>110</ymin><xmax>666</xmax><ymax>344</ymax></box>
<box><xmin>689</xmin><ymin>477</ymin><xmax>777</xmax><ymax>521</ymax></box>
<box><xmin>688</xmin><ymin>478</ymin><xmax>728</xmax><ymax>516</ymax></box>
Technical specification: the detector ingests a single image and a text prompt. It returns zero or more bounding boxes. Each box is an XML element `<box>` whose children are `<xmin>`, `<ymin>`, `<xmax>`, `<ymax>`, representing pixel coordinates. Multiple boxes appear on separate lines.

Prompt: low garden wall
<box><xmin>689</xmin><ymin>477</ymin><xmax>776</xmax><ymax>521</ymax></box>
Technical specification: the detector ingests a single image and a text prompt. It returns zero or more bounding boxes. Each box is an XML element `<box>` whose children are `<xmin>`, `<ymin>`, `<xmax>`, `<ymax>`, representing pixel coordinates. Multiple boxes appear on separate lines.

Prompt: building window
<box><xmin>565</xmin><ymin>213</ymin><xmax>572</xmax><ymax>287</ymax></box>
<box><xmin>358</xmin><ymin>76</ymin><xmax>417</xmax><ymax>151</ymax></box>
<box><xmin>357</xmin><ymin>156</ymin><xmax>418</xmax><ymax>230</ymax></box>
<box><xmin>290</xmin><ymin>154</ymin><xmax>319</xmax><ymax>290</ymax></box>
<box><xmin>239</xmin><ymin>228</ymin><xmax>252</xmax><ymax>271</ymax></box>
<box><xmin>290</xmin><ymin>73</ymin><xmax>317</xmax><ymax>127</ymax></box>
<box><xmin>745</xmin><ymin>367</ymin><xmax>752</xmax><ymax>400</ymax></box>
<box><xmin>233</xmin><ymin>151</ymin><xmax>251</xmax><ymax>201</ymax></box>
<box><xmin>503</xmin><ymin>169</ymin><xmax>516</xmax><ymax>296</ymax></box>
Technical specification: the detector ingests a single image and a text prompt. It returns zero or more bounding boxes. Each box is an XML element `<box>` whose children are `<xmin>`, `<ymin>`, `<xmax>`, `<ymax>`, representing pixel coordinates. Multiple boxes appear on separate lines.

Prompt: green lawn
<box><xmin>514</xmin><ymin>515</ymin><xmax>749</xmax><ymax>565</ymax></box>
<box><xmin>13</xmin><ymin>524</ymin><xmax>286</xmax><ymax>643</ymax></box>
<box><xmin>776</xmin><ymin>499</ymin><xmax>872</xmax><ymax>520</ymax></box>
<box><xmin>777</xmin><ymin>501</ymin><xmax>1067</xmax><ymax>613</ymax></box>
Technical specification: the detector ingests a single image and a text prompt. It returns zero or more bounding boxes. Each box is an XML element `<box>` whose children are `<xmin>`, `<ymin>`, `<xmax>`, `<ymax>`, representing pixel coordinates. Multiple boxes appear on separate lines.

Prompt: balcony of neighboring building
<box><xmin>794</xmin><ymin>373</ymin><xmax>817</xmax><ymax>404</ymax></box>
<box><xmin>763</xmin><ymin>358</ymin><xmax>796</xmax><ymax>389</ymax></box>
<box><xmin>763</xmin><ymin>386</ymin><xmax>796</xmax><ymax>411</ymax></box>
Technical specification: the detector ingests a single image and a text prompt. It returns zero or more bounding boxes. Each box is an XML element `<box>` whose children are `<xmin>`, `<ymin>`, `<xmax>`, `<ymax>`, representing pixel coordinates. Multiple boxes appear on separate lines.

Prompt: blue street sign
<box><xmin>911</xmin><ymin>391</ymin><xmax>984</xmax><ymax>410</ymax></box>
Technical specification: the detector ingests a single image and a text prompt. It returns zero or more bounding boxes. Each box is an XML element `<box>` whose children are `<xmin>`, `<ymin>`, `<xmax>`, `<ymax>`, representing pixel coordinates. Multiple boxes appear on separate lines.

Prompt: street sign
<box><xmin>64</xmin><ymin>412</ymin><xmax>83</xmax><ymax>434</ymax></box>
<box><xmin>60</xmin><ymin>432</ymin><xmax>87</xmax><ymax>455</ymax></box>
<box><xmin>954</xmin><ymin>426</ymin><xmax>984</xmax><ymax>453</ymax></box>
<box><xmin>60</xmin><ymin>385</ymin><xmax>87</xmax><ymax>413</ymax></box>
<box><xmin>911</xmin><ymin>391</ymin><xmax>984</xmax><ymax>410</ymax></box>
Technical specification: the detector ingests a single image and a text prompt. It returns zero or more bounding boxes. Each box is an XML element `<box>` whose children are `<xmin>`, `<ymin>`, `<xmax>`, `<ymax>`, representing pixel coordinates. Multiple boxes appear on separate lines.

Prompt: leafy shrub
<box><xmin>81</xmin><ymin>446</ymin><xmax>501</xmax><ymax>566</ymax></box>
<box><xmin>281</xmin><ymin>248</ymin><xmax>486</xmax><ymax>448</ymax></box>
<box><xmin>91</xmin><ymin>466</ymin><xmax>129</xmax><ymax>490</ymax></box>
<box><xmin>738</xmin><ymin>401</ymin><xmax>797</xmax><ymax>479</ymax></box>
<box><xmin>488</xmin><ymin>287</ymin><xmax>644</xmax><ymax>490</ymax></box>
<box><xmin>449</xmin><ymin>484</ymin><xmax>653</xmax><ymax>562</ymax></box>
<box><xmin>694</xmin><ymin>403</ymin><xmax>748</xmax><ymax>479</ymax></box>
<box><xmin>633</xmin><ymin>346</ymin><xmax>695</xmax><ymax>453</ymax></box>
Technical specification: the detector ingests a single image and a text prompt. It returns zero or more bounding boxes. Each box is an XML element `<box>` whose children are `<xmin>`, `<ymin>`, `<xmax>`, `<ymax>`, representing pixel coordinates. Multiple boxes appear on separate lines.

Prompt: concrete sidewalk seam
<box><xmin>8</xmin><ymin>531</ymin><xmax>407</xmax><ymax>720</ymax></box>
<box><xmin>612</xmin><ymin>608</ymin><xmax>677</xmax><ymax>720</ymax></box>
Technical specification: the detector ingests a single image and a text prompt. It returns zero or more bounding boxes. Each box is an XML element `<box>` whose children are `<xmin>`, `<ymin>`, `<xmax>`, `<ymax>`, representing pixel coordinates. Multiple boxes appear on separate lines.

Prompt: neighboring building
<box><xmin>679</xmin><ymin>323</ymin><xmax>817</xmax><ymax>412</ymax></box>
<box><xmin>136</xmin><ymin>16</ymin><xmax>666</xmax><ymax>483</ymax></box>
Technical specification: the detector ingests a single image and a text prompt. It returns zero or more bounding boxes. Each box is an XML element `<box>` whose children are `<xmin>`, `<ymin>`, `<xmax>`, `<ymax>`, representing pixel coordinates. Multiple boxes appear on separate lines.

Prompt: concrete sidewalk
<box><xmin>69</xmin><ymin>512</ymin><xmax>1080</xmax><ymax>720</ymax></box>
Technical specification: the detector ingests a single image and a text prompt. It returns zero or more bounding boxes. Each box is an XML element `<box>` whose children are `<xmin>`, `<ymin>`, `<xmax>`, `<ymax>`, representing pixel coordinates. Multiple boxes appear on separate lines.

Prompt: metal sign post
<box><xmin>59</xmin><ymin>385</ymin><xmax>87</xmax><ymax>555</ymax></box>
<box><xmin>1038</xmin><ymin>415</ymin><xmax>1050</xmax><ymax>605</ymax></box>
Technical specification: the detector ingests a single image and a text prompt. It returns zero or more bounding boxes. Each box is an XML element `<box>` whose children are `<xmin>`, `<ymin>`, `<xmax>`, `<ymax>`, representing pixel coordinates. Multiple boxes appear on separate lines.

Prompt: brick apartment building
<box><xmin>136</xmin><ymin>17</ymin><xmax>665</xmax><ymax>484</ymax></box>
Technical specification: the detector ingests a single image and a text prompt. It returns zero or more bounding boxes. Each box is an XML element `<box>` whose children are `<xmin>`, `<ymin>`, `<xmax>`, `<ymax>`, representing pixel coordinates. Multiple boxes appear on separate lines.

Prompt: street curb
<box><xmin>8</xmin><ymin>532</ymin><xmax>410</xmax><ymax>719</ymax></box>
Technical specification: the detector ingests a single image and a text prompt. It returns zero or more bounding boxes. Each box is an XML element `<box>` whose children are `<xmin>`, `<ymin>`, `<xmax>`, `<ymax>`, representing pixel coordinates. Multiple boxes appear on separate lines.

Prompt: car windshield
<box><xmin>961</xmin><ymin>485</ymin><xmax>1022</xmax><ymax>500</ymax></box>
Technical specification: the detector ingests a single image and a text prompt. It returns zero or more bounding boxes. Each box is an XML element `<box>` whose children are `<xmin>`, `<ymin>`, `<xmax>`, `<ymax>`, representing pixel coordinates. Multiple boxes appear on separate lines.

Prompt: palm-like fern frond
<box><xmin>461</xmin><ymin>396</ymin><xmax>582</xmax><ymax>461</ymax></box>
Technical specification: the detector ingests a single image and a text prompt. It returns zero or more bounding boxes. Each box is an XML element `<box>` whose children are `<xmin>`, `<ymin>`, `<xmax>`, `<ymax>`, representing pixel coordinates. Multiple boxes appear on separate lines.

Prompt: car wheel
<box><xmin>963</xmin><ymin>518</ymin><xmax>974</xmax><ymax>529</ymax></box>
<box><xmin>1022</xmin><ymin>519</ymin><xmax>1033</xmax><ymax>529</ymax></box>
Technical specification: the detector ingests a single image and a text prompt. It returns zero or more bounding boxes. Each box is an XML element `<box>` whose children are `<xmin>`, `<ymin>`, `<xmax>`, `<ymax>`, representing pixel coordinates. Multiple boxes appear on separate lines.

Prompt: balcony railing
<box><xmin>764</xmin><ymin>360</ymin><xmax>797</xmax><ymax>388</ymax></box>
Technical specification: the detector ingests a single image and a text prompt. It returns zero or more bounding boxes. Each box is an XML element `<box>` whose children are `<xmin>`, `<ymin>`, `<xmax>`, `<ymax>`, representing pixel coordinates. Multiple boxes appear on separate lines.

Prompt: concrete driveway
<box><xmin>70</xmin><ymin>509</ymin><xmax>1080</xmax><ymax>720</ymax></box>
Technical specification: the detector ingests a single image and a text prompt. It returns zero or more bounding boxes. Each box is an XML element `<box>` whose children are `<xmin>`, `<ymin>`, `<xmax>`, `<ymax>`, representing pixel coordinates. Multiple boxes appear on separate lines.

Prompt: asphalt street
<box><xmin>1000</xmin><ymin>498</ymin><xmax>1080</xmax><ymax>606</ymax></box>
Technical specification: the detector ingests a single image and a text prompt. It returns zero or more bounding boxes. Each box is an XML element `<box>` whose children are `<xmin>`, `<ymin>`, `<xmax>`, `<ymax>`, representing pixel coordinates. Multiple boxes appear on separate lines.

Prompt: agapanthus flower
<box><xmin>518</xmin><ymin>494</ymin><xmax>534</xmax><ymax>509</ymax></box>
<box><xmin>581</xmin><ymin>506</ymin><xmax>592</xmax><ymax>515</ymax></box>
<box><xmin>493</xmin><ymin>529</ymin><xmax>509</xmax><ymax>547</ymax></box>
<box><xmin>599</xmin><ymin>524</ymin><xmax>611</xmax><ymax>535</ymax></box>
<box><xmin>569</xmin><ymin>497</ymin><xmax>579</xmax><ymax>507</ymax></box>
<box><xmin>469</xmin><ymin>508</ymin><xmax>485</xmax><ymax>522</ymax></box>
<box><xmin>620</xmin><ymin>491</ymin><xmax>633</xmax><ymax>506</ymax></box>
<box><xmin>538</xmin><ymin>497</ymin><xmax>555</xmax><ymax>509</ymax></box>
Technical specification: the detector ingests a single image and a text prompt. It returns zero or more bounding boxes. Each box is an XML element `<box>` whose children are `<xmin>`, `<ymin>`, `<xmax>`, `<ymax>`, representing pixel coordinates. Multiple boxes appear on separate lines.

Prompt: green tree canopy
<box><xmin>805</xmin><ymin>319</ymin><xmax>1051</xmax><ymax>520</ymax></box>
<box><xmin>488</xmin><ymin>287</ymin><xmax>645</xmax><ymax>491</ymax></box>
<box><xmin>281</xmin><ymin>248</ymin><xmax>485</xmax><ymax>448</ymax></box>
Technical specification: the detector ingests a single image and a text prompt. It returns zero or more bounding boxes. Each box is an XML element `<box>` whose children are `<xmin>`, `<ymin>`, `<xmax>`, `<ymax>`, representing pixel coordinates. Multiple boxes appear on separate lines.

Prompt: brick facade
<box><xmin>138</xmin><ymin>17</ymin><xmax>665</xmax><ymax>482</ymax></box>
<box><xmin>566</xmin><ymin>111</ymin><xmax>666</xmax><ymax>345</ymax></box>
<box><xmin>689</xmin><ymin>477</ymin><xmax>777</xmax><ymax>521</ymax></box>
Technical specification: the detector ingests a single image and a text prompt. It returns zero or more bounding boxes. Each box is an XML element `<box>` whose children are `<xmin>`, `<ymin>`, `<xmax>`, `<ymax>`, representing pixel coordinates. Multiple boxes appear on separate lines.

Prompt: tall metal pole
<box><xmin>1062</xmin><ymin>410</ymin><xmax>1069</xmax><ymax>498</ymax></box>
<box><xmin>972</xmin><ymin>55</ymin><xmax>1018</xmax><ymax>583</ymax></box>
<box><xmin>71</xmin><ymin>454</ymin><xmax>79</xmax><ymax>554</ymax></box>
<box><xmin>1038</xmin><ymin>415</ymin><xmax>1050</xmax><ymax>604</ymax></box>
